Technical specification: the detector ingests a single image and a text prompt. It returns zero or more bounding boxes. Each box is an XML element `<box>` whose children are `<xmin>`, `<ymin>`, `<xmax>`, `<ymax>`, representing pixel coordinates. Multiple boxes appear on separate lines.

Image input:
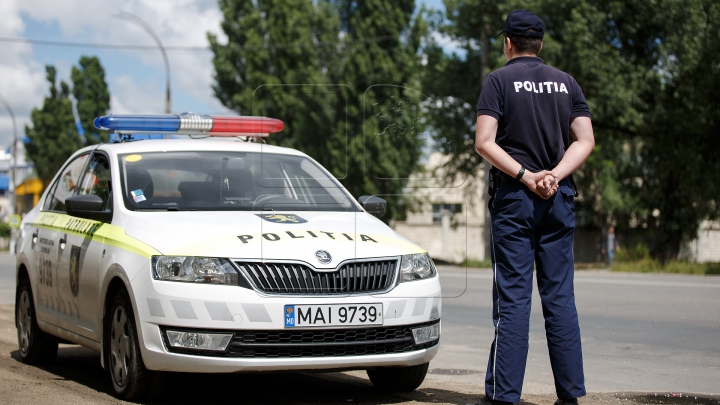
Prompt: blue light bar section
<box><xmin>93</xmin><ymin>115</ymin><xmax>181</xmax><ymax>132</ymax></box>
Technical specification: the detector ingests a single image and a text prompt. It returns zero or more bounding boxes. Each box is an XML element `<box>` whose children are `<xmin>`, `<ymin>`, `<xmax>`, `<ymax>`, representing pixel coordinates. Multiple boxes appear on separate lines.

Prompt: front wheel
<box><xmin>16</xmin><ymin>277</ymin><xmax>58</xmax><ymax>364</ymax></box>
<box><xmin>367</xmin><ymin>362</ymin><xmax>429</xmax><ymax>392</ymax></box>
<box><xmin>108</xmin><ymin>288</ymin><xmax>164</xmax><ymax>400</ymax></box>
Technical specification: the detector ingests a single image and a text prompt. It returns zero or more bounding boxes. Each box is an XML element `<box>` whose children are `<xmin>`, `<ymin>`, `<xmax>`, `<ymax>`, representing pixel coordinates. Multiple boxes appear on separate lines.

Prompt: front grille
<box><xmin>234</xmin><ymin>259</ymin><xmax>398</xmax><ymax>295</ymax></box>
<box><xmin>161</xmin><ymin>320</ymin><xmax>439</xmax><ymax>358</ymax></box>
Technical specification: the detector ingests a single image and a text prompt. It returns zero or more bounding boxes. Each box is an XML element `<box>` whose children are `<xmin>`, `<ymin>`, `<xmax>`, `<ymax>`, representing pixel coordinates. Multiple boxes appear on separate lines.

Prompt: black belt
<box><xmin>497</xmin><ymin>173</ymin><xmax>521</xmax><ymax>187</ymax></box>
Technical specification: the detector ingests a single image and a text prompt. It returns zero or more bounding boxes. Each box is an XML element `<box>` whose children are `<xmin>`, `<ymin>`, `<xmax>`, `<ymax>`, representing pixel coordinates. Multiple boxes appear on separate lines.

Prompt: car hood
<box><xmin>123</xmin><ymin>211</ymin><xmax>423</xmax><ymax>269</ymax></box>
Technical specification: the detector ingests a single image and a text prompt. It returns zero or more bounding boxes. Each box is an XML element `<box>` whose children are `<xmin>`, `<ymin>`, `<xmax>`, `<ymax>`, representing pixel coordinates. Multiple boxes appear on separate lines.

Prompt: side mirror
<box><xmin>358</xmin><ymin>196</ymin><xmax>387</xmax><ymax>218</ymax></box>
<box><xmin>66</xmin><ymin>194</ymin><xmax>113</xmax><ymax>222</ymax></box>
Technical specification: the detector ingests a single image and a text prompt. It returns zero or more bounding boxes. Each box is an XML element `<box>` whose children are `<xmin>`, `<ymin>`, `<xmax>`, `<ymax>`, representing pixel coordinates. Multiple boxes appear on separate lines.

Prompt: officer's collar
<box><xmin>505</xmin><ymin>56</ymin><xmax>544</xmax><ymax>66</ymax></box>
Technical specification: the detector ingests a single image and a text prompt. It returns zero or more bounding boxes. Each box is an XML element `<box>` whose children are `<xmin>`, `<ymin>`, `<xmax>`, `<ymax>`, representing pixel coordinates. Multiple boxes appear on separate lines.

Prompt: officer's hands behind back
<box><xmin>521</xmin><ymin>170</ymin><xmax>558</xmax><ymax>200</ymax></box>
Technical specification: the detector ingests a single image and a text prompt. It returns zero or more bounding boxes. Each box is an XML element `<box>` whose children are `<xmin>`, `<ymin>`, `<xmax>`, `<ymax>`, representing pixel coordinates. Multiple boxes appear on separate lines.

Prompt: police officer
<box><xmin>473</xmin><ymin>9</ymin><xmax>596</xmax><ymax>405</ymax></box>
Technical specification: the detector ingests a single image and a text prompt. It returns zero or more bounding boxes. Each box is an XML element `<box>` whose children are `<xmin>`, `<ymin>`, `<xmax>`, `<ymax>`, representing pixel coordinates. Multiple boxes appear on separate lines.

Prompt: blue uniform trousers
<box><xmin>485</xmin><ymin>179</ymin><xmax>585</xmax><ymax>403</ymax></box>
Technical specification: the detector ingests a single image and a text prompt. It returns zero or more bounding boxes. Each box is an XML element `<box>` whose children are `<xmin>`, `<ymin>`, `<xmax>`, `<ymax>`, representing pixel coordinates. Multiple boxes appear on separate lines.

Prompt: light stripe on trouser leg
<box><xmin>491</xmin><ymin>225</ymin><xmax>500</xmax><ymax>399</ymax></box>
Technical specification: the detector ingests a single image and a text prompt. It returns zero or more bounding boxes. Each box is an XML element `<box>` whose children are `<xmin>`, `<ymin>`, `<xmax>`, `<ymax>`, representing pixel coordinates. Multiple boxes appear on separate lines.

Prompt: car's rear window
<box><xmin>118</xmin><ymin>151</ymin><xmax>360</xmax><ymax>212</ymax></box>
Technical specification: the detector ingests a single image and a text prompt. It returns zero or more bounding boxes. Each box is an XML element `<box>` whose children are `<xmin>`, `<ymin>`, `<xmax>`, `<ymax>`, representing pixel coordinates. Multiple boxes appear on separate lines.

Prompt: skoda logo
<box><xmin>315</xmin><ymin>250</ymin><xmax>332</xmax><ymax>264</ymax></box>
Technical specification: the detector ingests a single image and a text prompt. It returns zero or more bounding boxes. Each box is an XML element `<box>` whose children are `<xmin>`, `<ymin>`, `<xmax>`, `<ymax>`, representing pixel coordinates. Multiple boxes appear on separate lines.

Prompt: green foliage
<box><xmin>208</xmin><ymin>0</ymin><xmax>427</xmax><ymax>221</ymax></box>
<box><xmin>72</xmin><ymin>56</ymin><xmax>111</xmax><ymax>145</ymax></box>
<box><xmin>25</xmin><ymin>66</ymin><xmax>82</xmax><ymax>186</ymax></box>
<box><xmin>615</xmin><ymin>243</ymin><xmax>650</xmax><ymax>262</ymax></box>
<box><xmin>26</xmin><ymin>57</ymin><xmax>110</xmax><ymax>187</ymax></box>
<box><xmin>612</xmin><ymin>260</ymin><xmax>720</xmax><ymax>275</ymax></box>
<box><xmin>0</xmin><ymin>221</ymin><xmax>10</xmax><ymax>238</ymax></box>
<box><xmin>420</xmin><ymin>0</ymin><xmax>507</xmax><ymax>186</ymax></box>
<box><xmin>460</xmin><ymin>258</ymin><xmax>493</xmax><ymax>268</ymax></box>
<box><xmin>423</xmin><ymin>0</ymin><xmax>720</xmax><ymax>261</ymax></box>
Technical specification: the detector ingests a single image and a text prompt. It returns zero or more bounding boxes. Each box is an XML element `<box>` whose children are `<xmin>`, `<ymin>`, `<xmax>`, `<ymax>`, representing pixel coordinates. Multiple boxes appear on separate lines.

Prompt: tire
<box><xmin>108</xmin><ymin>288</ymin><xmax>164</xmax><ymax>401</ymax></box>
<box><xmin>367</xmin><ymin>362</ymin><xmax>429</xmax><ymax>392</ymax></box>
<box><xmin>16</xmin><ymin>277</ymin><xmax>58</xmax><ymax>364</ymax></box>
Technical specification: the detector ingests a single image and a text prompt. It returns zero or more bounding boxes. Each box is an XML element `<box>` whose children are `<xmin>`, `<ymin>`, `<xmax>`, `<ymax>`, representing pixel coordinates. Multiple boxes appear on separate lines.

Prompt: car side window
<box><xmin>77</xmin><ymin>154</ymin><xmax>111</xmax><ymax>211</ymax></box>
<box><xmin>45</xmin><ymin>154</ymin><xmax>89</xmax><ymax>212</ymax></box>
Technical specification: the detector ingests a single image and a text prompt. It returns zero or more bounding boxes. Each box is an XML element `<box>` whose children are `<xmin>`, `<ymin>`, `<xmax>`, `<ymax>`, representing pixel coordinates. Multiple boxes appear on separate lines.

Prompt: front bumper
<box><xmin>131</xmin><ymin>266</ymin><xmax>442</xmax><ymax>373</ymax></box>
<box><xmin>141</xmin><ymin>341</ymin><xmax>439</xmax><ymax>373</ymax></box>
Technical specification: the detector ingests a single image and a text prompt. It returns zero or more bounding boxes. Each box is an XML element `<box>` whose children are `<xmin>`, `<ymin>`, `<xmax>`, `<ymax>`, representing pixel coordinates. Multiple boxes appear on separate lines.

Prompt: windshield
<box><xmin>118</xmin><ymin>151</ymin><xmax>360</xmax><ymax>212</ymax></box>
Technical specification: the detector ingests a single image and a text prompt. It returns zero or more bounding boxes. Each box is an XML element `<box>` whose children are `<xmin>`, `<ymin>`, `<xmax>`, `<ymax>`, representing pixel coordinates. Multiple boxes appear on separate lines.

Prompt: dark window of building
<box><xmin>432</xmin><ymin>203</ymin><xmax>462</xmax><ymax>223</ymax></box>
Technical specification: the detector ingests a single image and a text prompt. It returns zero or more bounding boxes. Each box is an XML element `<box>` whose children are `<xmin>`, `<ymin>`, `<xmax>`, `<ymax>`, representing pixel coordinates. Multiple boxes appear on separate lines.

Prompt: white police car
<box><xmin>15</xmin><ymin>113</ymin><xmax>441</xmax><ymax>400</ymax></box>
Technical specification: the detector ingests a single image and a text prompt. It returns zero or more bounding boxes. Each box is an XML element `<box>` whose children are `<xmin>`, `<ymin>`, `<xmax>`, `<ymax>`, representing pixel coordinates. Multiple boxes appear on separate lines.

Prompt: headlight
<box><xmin>399</xmin><ymin>253</ymin><xmax>437</xmax><ymax>282</ymax></box>
<box><xmin>152</xmin><ymin>256</ymin><xmax>239</xmax><ymax>285</ymax></box>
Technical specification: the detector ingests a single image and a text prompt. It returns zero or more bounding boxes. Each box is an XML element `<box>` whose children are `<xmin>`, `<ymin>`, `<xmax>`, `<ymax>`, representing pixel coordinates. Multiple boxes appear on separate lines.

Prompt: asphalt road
<box><xmin>433</xmin><ymin>265</ymin><xmax>720</xmax><ymax>396</ymax></box>
<box><xmin>0</xmin><ymin>252</ymin><xmax>718</xmax><ymax>404</ymax></box>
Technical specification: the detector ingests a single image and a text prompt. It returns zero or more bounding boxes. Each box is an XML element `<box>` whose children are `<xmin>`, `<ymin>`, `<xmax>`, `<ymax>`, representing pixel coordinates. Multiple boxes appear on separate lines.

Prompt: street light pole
<box><xmin>113</xmin><ymin>11</ymin><xmax>171</xmax><ymax>114</ymax></box>
<box><xmin>0</xmin><ymin>92</ymin><xmax>18</xmax><ymax>253</ymax></box>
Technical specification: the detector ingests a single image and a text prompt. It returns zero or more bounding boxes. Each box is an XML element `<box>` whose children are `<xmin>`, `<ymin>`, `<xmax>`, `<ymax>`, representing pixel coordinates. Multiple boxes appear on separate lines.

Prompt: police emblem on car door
<box><xmin>69</xmin><ymin>245</ymin><xmax>81</xmax><ymax>297</ymax></box>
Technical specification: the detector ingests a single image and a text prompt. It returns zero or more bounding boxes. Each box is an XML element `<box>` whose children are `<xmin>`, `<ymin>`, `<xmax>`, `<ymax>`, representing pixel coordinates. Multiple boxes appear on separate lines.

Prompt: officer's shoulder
<box><xmin>542</xmin><ymin>64</ymin><xmax>577</xmax><ymax>81</ymax></box>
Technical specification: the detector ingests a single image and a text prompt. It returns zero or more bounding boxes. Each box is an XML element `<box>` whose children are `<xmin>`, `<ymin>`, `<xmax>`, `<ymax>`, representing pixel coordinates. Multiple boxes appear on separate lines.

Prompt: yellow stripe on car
<box><xmin>35</xmin><ymin>212</ymin><xmax>160</xmax><ymax>258</ymax></box>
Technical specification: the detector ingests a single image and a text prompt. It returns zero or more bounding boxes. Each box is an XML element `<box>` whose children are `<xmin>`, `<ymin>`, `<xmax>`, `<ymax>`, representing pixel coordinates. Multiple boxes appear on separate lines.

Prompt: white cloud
<box><xmin>430</xmin><ymin>31</ymin><xmax>464</xmax><ymax>54</ymax></box>
<box><xmin>0</xmin><ymin>1</ymin><xmax>49</xmax><ymax>147</ymax></box>
<box><xmin>44</xmin><ymin>0</ymin><xmax>230</xmax><ymax>110</ymax></box>
<box><xmin>0</xmin><ymin>0</ymin><xmax>233</xmax><ymax>146</ymax></box>
<box><xmin>109</xmin><ymin>75</ymin><xmax>165</xmax><ymax>114</ymax></box>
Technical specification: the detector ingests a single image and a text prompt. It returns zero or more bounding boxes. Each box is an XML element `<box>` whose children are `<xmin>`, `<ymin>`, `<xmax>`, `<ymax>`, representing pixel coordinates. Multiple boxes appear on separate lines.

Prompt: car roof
<box><xmin>88</xmin><ymin>137</ymin><xmax>308</xmax><ymax>158</ymax></box>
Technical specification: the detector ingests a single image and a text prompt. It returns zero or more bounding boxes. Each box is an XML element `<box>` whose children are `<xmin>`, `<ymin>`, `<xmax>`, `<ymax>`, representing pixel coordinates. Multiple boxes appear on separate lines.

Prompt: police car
<box><xmin>15</xmin><ymin>113</ymin><xmax>441</xmax><ymax>400</ymax></box>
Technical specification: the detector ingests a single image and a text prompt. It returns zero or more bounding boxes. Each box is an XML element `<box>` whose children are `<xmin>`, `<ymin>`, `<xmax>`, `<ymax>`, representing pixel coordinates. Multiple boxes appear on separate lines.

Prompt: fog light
<box><xmin>166</xmin><ymin>330</ymin><xmax>233</xmax><ymax>351</ymax></box>
<box><xmin>411</xmin><ymin>323</ymin><xmax>440</xmax><ymax>344</ymax></box>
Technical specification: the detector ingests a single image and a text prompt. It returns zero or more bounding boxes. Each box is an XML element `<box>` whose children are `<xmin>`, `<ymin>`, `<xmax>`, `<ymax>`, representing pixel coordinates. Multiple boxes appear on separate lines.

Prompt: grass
<box><xmin>610</xmin><ymin>259</ymin><xmax>720</xmax><ymax>275</ymax></box>
<box><xmin>459</xmin><ymin>259</ymin><xmax>493</xmax><ymax>268</ymax></box>
<box><xmin>450</xmin><ymin>256</ymin><xmax>720</xmax><ymax>275</ymax></box>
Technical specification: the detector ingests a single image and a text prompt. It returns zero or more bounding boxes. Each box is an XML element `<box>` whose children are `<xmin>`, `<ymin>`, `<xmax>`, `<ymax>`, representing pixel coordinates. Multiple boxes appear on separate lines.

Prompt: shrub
<box><xmin>0</xmin><ymin>221</ymin><xmax>10</xmax><ymax>238</ymax></box>
<box><xmin>612</xmin><ymin>259</ymin><xmax>720</xmax><ymax>275</ymax></box>
<box><xmin>616</xmin><ymin>243</ymin><xmax>650</xmax><ymax>262</ymax></box>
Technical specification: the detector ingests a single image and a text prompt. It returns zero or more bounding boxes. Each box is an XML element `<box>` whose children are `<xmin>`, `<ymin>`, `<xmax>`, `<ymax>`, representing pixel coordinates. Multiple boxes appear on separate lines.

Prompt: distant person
<box><xmin>602</xmin><ymin>226</ymin><xmax>620</xmax><ymax>266</ymax></box>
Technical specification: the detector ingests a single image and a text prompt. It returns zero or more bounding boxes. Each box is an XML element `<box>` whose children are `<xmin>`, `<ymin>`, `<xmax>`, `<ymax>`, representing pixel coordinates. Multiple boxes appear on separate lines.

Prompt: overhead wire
<box><xmin>0</xmin><ymin>35</ymin><xmax>398</xmax><ymax>51</ymax></box>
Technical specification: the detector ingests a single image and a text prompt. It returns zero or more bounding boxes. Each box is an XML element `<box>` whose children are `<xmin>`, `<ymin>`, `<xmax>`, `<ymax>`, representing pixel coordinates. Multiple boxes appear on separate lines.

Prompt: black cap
<box><xmin>498</xmin><ymin>9</ymin><xmax>544</xmax><ymax>38</ymax></box>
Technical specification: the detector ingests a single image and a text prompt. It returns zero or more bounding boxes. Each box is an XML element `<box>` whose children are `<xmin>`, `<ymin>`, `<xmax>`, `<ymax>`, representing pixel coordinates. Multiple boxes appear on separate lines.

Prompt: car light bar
<box><xmin>93</xmin><ymin>113</ymin><xmax>284</xmax><ymax>137</ymax></box>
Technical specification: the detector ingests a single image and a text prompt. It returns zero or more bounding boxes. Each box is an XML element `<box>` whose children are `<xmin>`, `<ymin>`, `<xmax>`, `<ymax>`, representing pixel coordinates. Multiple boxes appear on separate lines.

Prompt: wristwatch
<box><xmin>515</xmin><ymin>166</ymin><xmax>526</xmax><ymax>180</ymax></box>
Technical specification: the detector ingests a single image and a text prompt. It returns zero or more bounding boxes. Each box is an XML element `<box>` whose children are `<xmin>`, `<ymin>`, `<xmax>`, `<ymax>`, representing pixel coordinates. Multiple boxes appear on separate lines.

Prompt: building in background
<box><xmin>0</xmin><ymin>139</ymin><xmax>37</xmax><ymax>218</ymax></box>
<box><xmin>393</xmin><ymin>153</ymin><xmax>488</xmax><ymax>264</ymax></box>
<box><xmin>680</xmin><ymin>220</ymin><xmax>720</xmax><ymax>263</ymax></box>
<box><xmin>393</xmin><ymin>152</ymin><xmax>720</xmax><ymax>265</ymax></box>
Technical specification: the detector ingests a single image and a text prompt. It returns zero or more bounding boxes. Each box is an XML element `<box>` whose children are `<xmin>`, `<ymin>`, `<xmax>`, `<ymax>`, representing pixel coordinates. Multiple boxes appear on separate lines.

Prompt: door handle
<box><xmin>59</xmin><ymin>235</ymin><xmax>67</xmax><ymax>250</ymax></box>
<box><xmin>32</xmin><ymin>230</ymin><xmax>38</xmax><ymax>244</ymax></box>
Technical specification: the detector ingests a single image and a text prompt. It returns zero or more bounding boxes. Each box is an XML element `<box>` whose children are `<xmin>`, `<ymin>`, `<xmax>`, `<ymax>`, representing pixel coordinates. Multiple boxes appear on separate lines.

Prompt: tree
<box><xmin>422</xmin><ymin>0</ymin><xmax>510</xmax><ymax>177</ymax></box>
<box><xmin>423</xmin><ymin>0</ymin><xmax>720</xmax><ymax>261</ymax></box>
<box><xmin>25</xmin><ymin>66</ymin><xmax>82</xmax><ymax>186</ymax></box>
<box><xmin>208</xmin><ymin>0</ymin><xmax>427</xmax><ymax>221</ymax></box>
<box><xmin>72</xmin><ymin>56</ymin><xmax>111</xmax><ymax>145</ymax></box>
<box><xmin>26</xmin><ymin>57</ymin><xmax>110</xmax><ymax>188</ymax></box>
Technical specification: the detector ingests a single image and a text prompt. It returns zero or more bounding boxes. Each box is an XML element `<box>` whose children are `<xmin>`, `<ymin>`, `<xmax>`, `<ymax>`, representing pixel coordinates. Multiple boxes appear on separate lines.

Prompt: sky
<box><xmin>0</xmin><ymin>0</ymin><xmax>449</xmax><ymax>148</ymax></box>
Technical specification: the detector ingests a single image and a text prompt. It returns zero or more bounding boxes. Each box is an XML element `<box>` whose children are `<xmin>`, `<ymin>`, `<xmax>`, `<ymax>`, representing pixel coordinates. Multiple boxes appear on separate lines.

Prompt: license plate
<box><xmin>284</xmin><ymin>304</ymin><xmax>383</xmax><ymax>328</ymax></box>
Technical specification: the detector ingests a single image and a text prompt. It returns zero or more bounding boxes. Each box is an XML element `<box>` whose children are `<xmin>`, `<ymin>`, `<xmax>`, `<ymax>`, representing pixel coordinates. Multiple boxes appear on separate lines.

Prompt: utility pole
<box><xmin>113</xmin><ymin>11</ymin><xmax>171</xmax><ymax>115</ymax></box>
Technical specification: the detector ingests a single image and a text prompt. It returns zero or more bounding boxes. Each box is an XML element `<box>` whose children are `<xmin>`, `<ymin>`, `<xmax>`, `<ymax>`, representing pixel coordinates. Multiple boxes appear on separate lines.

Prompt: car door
<box><xmin>55</xmin><ymin>152</ymin><xmax>111</xmax><ymax>342</ymax></box>
<box><xmin>30</xmin><ymin>153</ymin><xmax>90</xmax><ymax>328</ymax></box>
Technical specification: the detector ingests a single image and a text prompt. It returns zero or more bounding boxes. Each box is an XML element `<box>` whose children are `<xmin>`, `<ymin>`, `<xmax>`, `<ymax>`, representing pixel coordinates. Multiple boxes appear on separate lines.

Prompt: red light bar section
<box><xmin>210</xmin><ymin>116</ymin><xmax>284</xmax><ymax>134</ymax></box>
